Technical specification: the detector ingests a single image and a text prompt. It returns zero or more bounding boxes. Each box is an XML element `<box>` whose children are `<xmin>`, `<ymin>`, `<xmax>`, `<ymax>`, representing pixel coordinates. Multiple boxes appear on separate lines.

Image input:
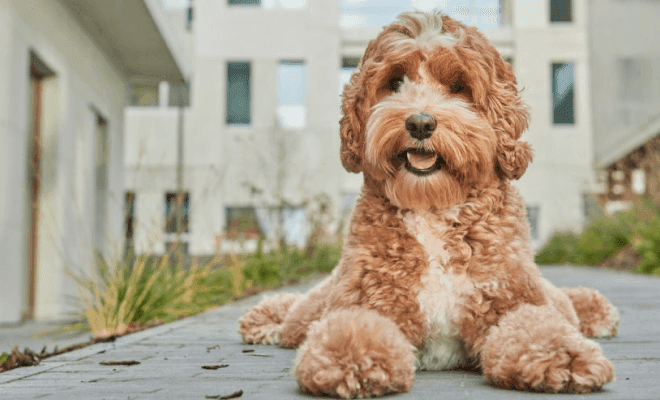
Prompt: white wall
<box><xmin>513</xmin><ymin>0</ymin><xmax>594</xmax><ymax>247</ymax></box>
<box><xmin>0</xmin><ymin>0</ymin><xmax>126</xmax><ymax>323</ymax></box>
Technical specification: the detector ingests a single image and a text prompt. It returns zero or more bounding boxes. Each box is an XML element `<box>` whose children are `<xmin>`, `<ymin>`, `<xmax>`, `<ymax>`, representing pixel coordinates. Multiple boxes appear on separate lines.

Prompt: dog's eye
<box><xmin>388</xmin><ymin>77</ymin><xmax>404</xmax><ymax>92</ymax></box>
<box><xmin>450</xmin><ymin>82</ymin><xmax>466</xmax><ymax>94</ymax></box>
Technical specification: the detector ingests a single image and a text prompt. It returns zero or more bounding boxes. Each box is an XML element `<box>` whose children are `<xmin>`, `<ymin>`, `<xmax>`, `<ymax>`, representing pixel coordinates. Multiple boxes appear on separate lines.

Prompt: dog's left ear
<box><xmin>489</xmin><ymin>58</ymin><xmax>533</xmax><ymax>180</ymax></box>
<box><xmin>496</xmin><ymin>135</ymin><xmax>533</xmax><ymax>180</ymax></box>
<box><xmin>455</xmin><ymin>27</ymin><xmax>532</xmax><ymax>180</ymax></box>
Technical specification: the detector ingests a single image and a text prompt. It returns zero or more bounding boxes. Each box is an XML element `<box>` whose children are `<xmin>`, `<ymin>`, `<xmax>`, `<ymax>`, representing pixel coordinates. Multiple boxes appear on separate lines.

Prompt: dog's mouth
<box><xmin>397</xmin><ymin>149</ymin><xmax>446</xmax><ymax>176</ymax></box>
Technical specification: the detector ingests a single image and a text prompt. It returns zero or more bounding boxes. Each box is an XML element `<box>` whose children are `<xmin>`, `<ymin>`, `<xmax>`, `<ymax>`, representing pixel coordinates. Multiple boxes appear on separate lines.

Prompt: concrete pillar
<box><xmin>0</xmin><ymin>4</ymin><xmax>27</xmax><ymax>324</ymax></box>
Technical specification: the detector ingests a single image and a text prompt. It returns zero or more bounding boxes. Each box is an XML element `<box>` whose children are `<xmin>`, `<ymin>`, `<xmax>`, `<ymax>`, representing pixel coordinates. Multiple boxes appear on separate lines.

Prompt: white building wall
<box><xmin>0</xmin><ymin>0</ymin><xmax>126</xmax><ymax>323</ymax></box>
<box><xmin>513</xmin><ymin>0</ymin><xmax>594</xmax><ymax>247</ymax></box>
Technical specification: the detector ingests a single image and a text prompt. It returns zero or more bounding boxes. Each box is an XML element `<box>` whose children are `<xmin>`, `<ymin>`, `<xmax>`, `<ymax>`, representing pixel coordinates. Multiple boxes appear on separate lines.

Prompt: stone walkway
<box><xmin>0</xmin><ymin>266</ymin><xmax>658</xmax><ymax>399</ymax></box>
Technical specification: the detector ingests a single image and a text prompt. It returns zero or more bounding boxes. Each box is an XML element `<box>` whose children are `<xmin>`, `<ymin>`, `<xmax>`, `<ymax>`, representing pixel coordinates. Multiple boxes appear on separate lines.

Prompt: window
<box><xmin>226</xmin><ymin>62</ymin><xmax>251</xmax><ymax>125</ymax></box>
<box><xmin>340</xmin><ymin>0</ymin><xmax>502</xmax><ymax>29</ymax></box>
<box><xmin>129</xmin><ymin>83</ymin><xmax>159</xmax><ymax>107</ymax></box>
<box><xmin>187</xmin><ymin>4</ymin><xmax>193</xmax><ymax>31</ymax></box>
<box><xmin>168</xmin><ymin>82</ymin><xmax>190</xmax><ymax>107</ymax></box>
<box><xmin>165</xmin><ymin>192</ymin><xmax>190</xmax><ymax>233</ymax></box>
<box><xmin>552</xmin><ymin>63</ymin><xmax>575</xmax><ymax>125</ymax></box>
<box><xmin>526</xmin><ymin>205</ymin><xmax>540</xmax><ymax>240</ymax></box>
<box><xmin>225</xmin><ymin>207</ymin><xmax>262</xmax><ymax>239</ymax></box>
<box><xmin>164</xmin><ymin>241</ymin><xmax>189</xmax><ymax>255</ymax></box>
<box><xmin>340</xmin><ymin>57</ymin><xmax>359</xmax><ymax>94</ymax></box>
<box><xmin>550</xmin><ymin>0</ymin><xmax>571</xmax><ymax>22</ymax></box>
<box><xmin>277</xmin><ymin>61</ymin><xmax>307</xmax><ymax>128</ymax></box>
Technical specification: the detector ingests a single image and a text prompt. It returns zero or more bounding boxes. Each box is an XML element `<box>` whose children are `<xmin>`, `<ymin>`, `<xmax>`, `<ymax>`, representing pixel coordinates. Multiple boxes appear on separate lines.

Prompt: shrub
<box><xmin>536</xmin><ymin>212</ymin><xmax>631</xmax><ymax>266</ymax></box>
<box><xmin>629</xmin><ymin>200</ymin><xmax>660</xmax><ymax>275</ymax></box>
<box><xmin>535</xmin><ymin>232</ymin><xmax>580</xmax><ymax>265</ymax></box>
<box><xmin>570</xmin><ymin>215</ymin><xmax>631</xmax><ymax>265</ymax></box>
<box><xmin>536</xmin><ymin>198</ymin><xmax>660</xmax><ymax>274</ymax></box>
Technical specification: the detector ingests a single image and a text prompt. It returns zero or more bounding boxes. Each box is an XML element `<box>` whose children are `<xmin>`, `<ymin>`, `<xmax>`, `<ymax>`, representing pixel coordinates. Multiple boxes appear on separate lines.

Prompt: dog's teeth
<box><xmin>407</xmin><ymin>151</ymin><xmax>437</xmax><ymax>170</ymax></box>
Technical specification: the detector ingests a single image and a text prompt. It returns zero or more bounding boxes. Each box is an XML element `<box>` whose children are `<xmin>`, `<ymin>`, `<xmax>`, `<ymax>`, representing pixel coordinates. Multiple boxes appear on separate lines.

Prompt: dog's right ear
<box><xmin>340</xmin><ymin>70</ymin><xmax>366</xmax><ymax>173</ymax></box>
<box><xmin>340</xmin><ymin>37</ymin><xmax>384</xmax><ymax>173</ymax></box>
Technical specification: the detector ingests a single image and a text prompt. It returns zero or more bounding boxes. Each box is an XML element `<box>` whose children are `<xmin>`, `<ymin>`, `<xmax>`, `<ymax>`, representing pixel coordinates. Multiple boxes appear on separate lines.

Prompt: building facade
<box><xmin>588</xmin><ymin>0</ymin><xmax>660</xmax><ymax>213</ymax></box>
<box><xmin>0</xmin><ymin>0</ymin><xmax>187</xmax><ymax>323</ymax></box>
<box><xmin>125</xmin><ymin>0</ymin><xmax>597</xmax><ymax>255</ymax></box>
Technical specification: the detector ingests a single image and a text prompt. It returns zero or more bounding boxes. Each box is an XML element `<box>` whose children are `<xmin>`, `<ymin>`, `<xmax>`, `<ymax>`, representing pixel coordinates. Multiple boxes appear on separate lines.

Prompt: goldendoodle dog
<box><xmin>238</xmin><ymin>11</ymin><xmax>619</xmax><ymax>398</ymax></box>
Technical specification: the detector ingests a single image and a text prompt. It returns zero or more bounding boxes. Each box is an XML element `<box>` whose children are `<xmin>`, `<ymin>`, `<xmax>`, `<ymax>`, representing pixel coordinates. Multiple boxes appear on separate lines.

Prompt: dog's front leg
<box><xmin>294</xmin><ymin>307</ymin><xmax>416</xmax><ymax>399</ymax></box>
<box><xmin>278</xmin><ymin>272</ymin><xmax>338</xmax><ymax>348</ymax></box>
<box><xmin>238</xmin><ymin>267</ymin><xmax>338</xmax><ymax>347</ymax></box>
<box><xmin>480</xmin><ymin>304</ymin><xmax>614</xmax><ymax>393</ymax></box>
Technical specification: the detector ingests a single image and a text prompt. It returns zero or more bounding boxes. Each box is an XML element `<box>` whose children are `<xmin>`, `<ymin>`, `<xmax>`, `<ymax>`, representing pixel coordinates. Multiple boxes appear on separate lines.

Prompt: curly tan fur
<box><xmin>294</xmin><ymin>308</ymin><xmax>416</xmax><ymax>398</ymax></box>
<box><xmin>237</xmin><ymin>11</ymin><xmax>618</xmax><ymax>398</ymax></box>
<box><xmin>563</xmin><ymin>287</ymin><xmax>620</xmax><ymax>338</ymax></box>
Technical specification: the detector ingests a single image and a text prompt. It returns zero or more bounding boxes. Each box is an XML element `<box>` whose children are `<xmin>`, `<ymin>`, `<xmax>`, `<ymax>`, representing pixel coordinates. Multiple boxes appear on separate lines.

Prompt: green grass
<box><xmin>70</xmin><ymin>239</ymin><xmax>342</xmax><ymax>339</ymax></box>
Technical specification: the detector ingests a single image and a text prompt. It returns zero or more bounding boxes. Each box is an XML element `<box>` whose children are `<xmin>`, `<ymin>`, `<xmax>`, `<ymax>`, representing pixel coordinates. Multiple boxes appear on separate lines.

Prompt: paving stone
<box><xmin>1</xmin><ymin>267</ymin><xmax>659</xmax><ymax>399</ymax></box>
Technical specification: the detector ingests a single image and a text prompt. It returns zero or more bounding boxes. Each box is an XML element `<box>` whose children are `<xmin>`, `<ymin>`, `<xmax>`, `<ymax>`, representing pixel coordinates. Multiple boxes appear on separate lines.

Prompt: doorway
<box><xmin>24</xmin><ymin>52</ymin><xmax>55</xmax><ymax>320</ymax></box>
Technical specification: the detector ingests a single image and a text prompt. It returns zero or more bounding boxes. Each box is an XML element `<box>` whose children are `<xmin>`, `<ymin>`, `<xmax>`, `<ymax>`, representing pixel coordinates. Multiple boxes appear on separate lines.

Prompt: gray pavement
<box><xmin>0</xmin><ymin>266</ymin><xmax>659</xmax><ymax>400</ymax></box>
<box><xmin>0</xmin><ymin>320</ymin><xmax>92</xmax><ymax>356</ymax></box>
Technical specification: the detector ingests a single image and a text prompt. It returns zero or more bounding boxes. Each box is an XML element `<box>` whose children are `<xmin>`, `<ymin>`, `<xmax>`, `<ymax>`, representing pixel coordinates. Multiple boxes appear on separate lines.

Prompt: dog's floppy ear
<box><xmin>339</xmin><ymin>37</ymin><xmax>383</xmax><ymax>173</ymax></box>
<box><xmin>490</xmin><ymin>57</ymin><xmax>533</xmax><ymax>180</ymax></box>
<box><xmin>340</xmin><ymin>71</ymin><xmax>365</xmax><ymax>173</ymax></box>
<box><xmin>491</xmin><ymin>57</ymin><xmax>533</xmax><ymax>180</ymax></box>
<box><xmin>454</xmin><ymin>25</ymin><xmax>532</xmax><ymax>180</ymax></box>
<box><xmin>496</xmin><ymin>135</ymin><xmax>533</xmax><ymax>180</ymax></box>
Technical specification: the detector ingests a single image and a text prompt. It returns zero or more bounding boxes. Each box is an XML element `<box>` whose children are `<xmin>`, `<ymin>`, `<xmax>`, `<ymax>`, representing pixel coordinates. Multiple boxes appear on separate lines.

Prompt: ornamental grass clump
<box><xmin>70</xmin><ymin>240</ymin><xmax>343</xmax><ymax>340</ymax></box>
<box><xmin>69</xmin><ymin>250</ymin><xmax>219</xmax><ymax>339</ymax></box>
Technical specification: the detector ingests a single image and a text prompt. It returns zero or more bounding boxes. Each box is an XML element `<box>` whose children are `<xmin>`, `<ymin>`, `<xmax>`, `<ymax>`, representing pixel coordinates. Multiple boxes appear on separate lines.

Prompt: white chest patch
<box><xmin>399</xmin><ymin>209</ymin><xmax>473</xmax><ymax>370</ymax></box>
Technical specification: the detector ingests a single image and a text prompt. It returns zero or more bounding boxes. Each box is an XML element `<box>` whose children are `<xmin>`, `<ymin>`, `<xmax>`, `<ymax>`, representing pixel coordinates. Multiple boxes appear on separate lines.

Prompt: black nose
<box><xmin>405</xmin><ymin>113</ymin><xmax>436</xmax><ymax>140</ymax></box>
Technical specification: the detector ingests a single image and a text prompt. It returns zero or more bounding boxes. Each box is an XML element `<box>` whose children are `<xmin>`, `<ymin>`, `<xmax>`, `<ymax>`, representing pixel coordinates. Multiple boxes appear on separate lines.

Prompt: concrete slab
<box><xmin>1</xmin><ymin>267</ymin><xmax>659</xmax><ymax>399</ymax></box>
<box><xmin>0</xmin><ymin>321</ymin><xmax>92</xmax><ymax>355</ymax></box>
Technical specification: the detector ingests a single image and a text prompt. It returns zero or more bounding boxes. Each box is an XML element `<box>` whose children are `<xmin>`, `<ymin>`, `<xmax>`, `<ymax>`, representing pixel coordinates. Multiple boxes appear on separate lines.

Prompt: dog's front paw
<box><xmin>482</xmin><ymin>304</ymin><xmax>614</xmax><ymax>393</ymax></box>
<box><xmin>238</xmin><ymin>293</ymin><xmax>301</xmax><ymax>345</ymax></box>
<box><xmin>294</xmin><ymin>308</ymin><xmax>415</xmax><ymax>398</ymax></box>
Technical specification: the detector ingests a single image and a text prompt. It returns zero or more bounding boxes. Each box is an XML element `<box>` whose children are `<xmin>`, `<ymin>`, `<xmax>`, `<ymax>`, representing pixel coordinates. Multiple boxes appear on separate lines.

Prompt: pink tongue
<box><xmin>407</xmin><ymin>152</ymin><xmax>437</xmax><ymax>170</ymax></box>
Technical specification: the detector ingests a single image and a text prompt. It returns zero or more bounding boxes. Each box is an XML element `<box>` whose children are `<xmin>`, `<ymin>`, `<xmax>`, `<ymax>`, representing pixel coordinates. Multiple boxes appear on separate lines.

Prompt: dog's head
<box><xmin>340</xmin><ymin>11</ymin><xmax>532</xmax><ymax>210</ymax></box>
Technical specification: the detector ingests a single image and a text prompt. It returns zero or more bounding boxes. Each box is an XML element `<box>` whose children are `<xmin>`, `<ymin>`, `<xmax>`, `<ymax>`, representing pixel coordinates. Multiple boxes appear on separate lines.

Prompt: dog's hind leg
<box><xmin>294</xmin><ymin>307</ymin><xmax>416</xmax><ymax>399</ymax></box>
<box><xmin>562</xmin><ymin>287</ymin><xmax>619</xmax><ymax>338</ymax></box>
